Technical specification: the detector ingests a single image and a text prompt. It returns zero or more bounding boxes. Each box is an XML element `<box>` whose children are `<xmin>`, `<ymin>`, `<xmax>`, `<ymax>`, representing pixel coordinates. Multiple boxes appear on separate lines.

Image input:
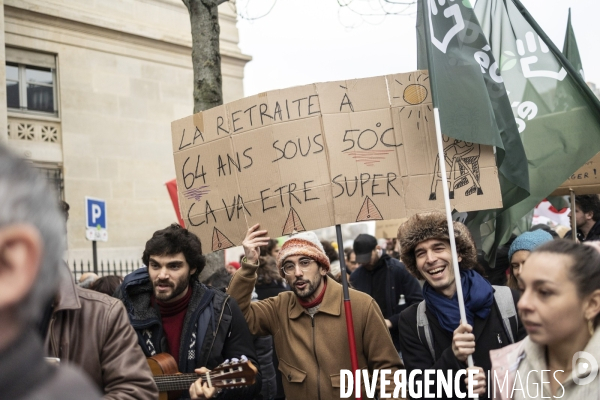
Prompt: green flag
<box><xmin>473</xmin><ymin>0</ymin><xmax>600</xmax><ymax>256</ymax></box>
<box><xmin>563</xmin><ymin>8</ymin><xmax>584</xmax><ymax>79</ymax></box>
<box><xmin>545</xmin><ymin>8</ymin><xmax>585</xmax><ymax>211</ymax></box>
<box><xmin>416</xmin><ymin>0</ymin><xmax>530</xmax><ymax>257</ymax></box>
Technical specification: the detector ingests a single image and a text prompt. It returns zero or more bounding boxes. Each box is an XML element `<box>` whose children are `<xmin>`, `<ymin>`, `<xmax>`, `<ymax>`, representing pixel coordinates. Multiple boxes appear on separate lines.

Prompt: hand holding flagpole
<box><xmin>431</xmin><ymin>109</ymin><xmax>475</xmax><ymax>370</ymax></box>
<box><xmin>432</xmin><ymin>108</ymin><xmax>478</xmax><ymax>399</ymax></box>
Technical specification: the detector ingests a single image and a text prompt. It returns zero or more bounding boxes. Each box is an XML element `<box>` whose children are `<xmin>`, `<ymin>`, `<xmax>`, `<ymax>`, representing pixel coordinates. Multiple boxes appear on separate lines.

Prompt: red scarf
<box><xmin>298</xmin><ymin>279</ymin><xmax>327</xmax><ymax>309</ymax></box>
<box><xmin>152</xmin><ymin>286</ymin><xmax>193</xmax><ymax>365</ymax></box>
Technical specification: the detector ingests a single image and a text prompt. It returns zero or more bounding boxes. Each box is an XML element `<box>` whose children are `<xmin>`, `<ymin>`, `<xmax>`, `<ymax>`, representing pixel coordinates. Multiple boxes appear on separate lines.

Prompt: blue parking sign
<box><xmin>86</xmin><ymin>197</ymin><xmax>106</xmax><ymax>229</ymax></box>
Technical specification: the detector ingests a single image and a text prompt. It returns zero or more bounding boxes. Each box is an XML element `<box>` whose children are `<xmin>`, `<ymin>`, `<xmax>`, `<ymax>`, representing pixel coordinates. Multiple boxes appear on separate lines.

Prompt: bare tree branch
<box><xmin>335</xmin><ymin>0</ymin><xmax>416</xmax><ymax>28</ymax></box>
<box><xmin>235</xmin><ymin>0</ymin><xmax>278</xmax><ymax>21</ymax></box>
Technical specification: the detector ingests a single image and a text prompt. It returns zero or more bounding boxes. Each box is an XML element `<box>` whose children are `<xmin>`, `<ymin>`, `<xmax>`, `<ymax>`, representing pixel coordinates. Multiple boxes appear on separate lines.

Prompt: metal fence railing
<box><xmin>70</xmin><ymin>259</ymin><xmax>142</xmax><ymax>281</ymax></box>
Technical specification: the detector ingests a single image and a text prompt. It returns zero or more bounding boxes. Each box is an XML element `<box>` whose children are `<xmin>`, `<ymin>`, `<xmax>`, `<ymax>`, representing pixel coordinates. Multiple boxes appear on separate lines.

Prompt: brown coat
<box><xmin>45</xmin><ymin>272</ymin><xmax>158</xmax><ymax>400</ymax></box>
<box><xmin>228</xmin><ymin>261</ymin><xmax>406</xmax><ymax>400</ymax></box>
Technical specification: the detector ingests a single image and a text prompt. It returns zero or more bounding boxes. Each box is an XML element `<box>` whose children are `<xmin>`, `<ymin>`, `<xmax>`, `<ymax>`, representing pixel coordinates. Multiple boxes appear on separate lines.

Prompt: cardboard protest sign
<box><xmin>551</xmin><ymin>152</ymin><xmax>600</xmax><ymax>196</ymax></box>
<box><xmin>376</xmin><ymin>219</ymin><xmax>407</xmax><ymax>239</ymax></box>
<box><xmin>171</xmin><ymin>71</ymin><xmax>502</xmax><ymax>253</ymax></box>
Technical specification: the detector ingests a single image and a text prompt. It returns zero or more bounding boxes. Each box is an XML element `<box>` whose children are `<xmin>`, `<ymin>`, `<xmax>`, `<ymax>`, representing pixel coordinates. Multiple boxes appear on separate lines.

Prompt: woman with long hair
<box><xmin>490</xmin><ymin>240</ymin><xmax>600</xmax><ymax>399</ymax></box>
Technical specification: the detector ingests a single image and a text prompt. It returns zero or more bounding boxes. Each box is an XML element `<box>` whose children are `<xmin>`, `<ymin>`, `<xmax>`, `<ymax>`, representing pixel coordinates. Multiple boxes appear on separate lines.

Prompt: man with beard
<box><xmin>117</xmin><ymin>224</ymin><xmax>261</xmax><ymax>400</ymax></box>
<box><xmin>225</xmin><ymin>224</ymin><xmax>405</xmax><ymax>400</ymax></box>
<box><xmin>565</xmin><ymin>194</ymin><xmax>600</xmax><ymax>242</ymax></box>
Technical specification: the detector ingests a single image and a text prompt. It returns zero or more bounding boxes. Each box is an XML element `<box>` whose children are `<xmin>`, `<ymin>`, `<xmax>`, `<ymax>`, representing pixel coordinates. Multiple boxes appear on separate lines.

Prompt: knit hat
<box><xmin>276</xmin><ymin>231</ymin><xmax>330</xmax><ymax>276</ymax></box>
<box><xmin>397</xmin><ymin>212</ymin><xmax>478</xmax><ymax>280</ymax></box>
<box><xmin>508</xmin><ymin>230</ymin><xmax>553</xmax><ymax>261</ymax></box>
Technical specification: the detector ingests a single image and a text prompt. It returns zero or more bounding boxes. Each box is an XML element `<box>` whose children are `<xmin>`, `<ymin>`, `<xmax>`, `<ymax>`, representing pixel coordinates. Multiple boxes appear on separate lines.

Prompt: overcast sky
<box><xmin>237</xmin><ymin>0</ymin><xmax>600</xmax><ymax>97</ymax></box>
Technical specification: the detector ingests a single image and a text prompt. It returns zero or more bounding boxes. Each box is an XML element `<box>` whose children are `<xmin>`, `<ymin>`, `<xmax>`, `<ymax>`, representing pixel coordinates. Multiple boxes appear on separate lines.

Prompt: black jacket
<box><xmin>254</xmin><ymin>281</ymin><xmax>288</xmax><ymax>399</ymax></box>
<box><xmin>255</xmin><ymin>281</ymin><xmax>288</xmax><ymax>300</ymax></box>
<box><xmin>565</xmin><ymin>219</ymin><xmax>600</xmax><ymax>242</ymax></box>
<box><xmin>117</xmin><ymin>268</ymin><xmax>261</xmax><ymax>400</ymax></box>
<box><xmin>398</xmin><ymin>287</ymin><xmax>526</xmax><ymax>400</ymax></box>
<box><xmin>350</xmin><ymin>254</ymin><xmax>423</xmax><ymax>349</ymax></box>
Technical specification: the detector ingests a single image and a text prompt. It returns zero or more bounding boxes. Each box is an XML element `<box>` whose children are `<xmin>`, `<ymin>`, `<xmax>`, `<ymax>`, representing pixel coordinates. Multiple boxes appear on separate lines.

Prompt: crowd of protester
<box><xmin>1</xmin><ymin>140</ymin><xmax>599</xmax><ymax>399</ymax></box>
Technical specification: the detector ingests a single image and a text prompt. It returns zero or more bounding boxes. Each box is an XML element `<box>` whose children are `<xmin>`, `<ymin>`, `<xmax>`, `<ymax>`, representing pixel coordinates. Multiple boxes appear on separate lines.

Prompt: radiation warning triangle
<box><xmin>212</xmin><ymin>227</ymin><xmax>234</xmax><ymax>251</ymax></box>
<box><xmin>282</xmin><ymin>207</ymin><xmax>306</xmax><ymax>236</ymax></box>
<box><xmin>356</xmin><ymin>196</ymin><xmax>384</xmax><ymax>222</ymax></box>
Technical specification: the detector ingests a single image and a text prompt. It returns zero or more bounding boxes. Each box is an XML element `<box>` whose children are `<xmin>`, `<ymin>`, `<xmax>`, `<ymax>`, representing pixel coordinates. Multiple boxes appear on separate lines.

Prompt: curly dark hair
<box><xmin>575</xmin><ymin>194</ymin><xmax>600</xmax><ymax>221</ymax></box>
<box><xmin>142</xmin><ymin>224</ymin><xmax>206</xmax><ymax>279</ymax></box>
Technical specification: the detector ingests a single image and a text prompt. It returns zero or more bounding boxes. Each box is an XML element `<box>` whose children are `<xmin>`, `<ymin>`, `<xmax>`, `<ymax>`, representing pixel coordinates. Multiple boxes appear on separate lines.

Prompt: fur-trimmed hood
<box><xmin>397</xmin><ymin>212</ymin><xmax>477</xmax><ymax>280</ymax></box>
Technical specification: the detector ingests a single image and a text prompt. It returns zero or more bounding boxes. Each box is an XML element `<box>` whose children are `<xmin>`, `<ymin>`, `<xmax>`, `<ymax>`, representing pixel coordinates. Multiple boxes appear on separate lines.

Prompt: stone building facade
<box><xmin>1</xmin><ymin>0</ymin><xmax>250</xmax><ymax>268</ymax></box>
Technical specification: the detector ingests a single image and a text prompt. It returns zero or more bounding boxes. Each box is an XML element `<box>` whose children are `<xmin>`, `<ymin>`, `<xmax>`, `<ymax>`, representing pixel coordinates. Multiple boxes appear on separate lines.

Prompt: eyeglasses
<box><xmin>281</xmin><ymin>258</ymin><xmax>316</xmax><ymax>275</ymax></box>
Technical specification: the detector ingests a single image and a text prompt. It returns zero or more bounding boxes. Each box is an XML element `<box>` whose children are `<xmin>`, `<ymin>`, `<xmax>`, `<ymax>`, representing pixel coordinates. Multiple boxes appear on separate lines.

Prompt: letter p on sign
<box><xmin>85</xmin><ymin>197</ymin><xmax>108</xmax><ymax>242</ymax></box>
<box><xmin>91</xmin><ymin>204</ymin><xmax>102</xmax><ymax>224</ymax></box>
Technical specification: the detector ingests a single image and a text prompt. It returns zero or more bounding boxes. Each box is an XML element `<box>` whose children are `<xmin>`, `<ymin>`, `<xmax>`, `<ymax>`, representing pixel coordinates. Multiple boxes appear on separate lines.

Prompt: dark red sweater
<box><xmin>154</xmin><ymin>286</ymin><xmax>192</xmax><ymax>366</ymax></box>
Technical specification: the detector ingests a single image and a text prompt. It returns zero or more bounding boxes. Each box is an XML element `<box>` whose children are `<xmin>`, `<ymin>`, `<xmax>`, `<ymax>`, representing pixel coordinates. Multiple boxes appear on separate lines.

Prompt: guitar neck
<box><xmin>148</xmin><ymin>354</ymin><xmax>257</xmax><ymax>394</ymax></box>
<box><xmin>154</xmin><ymin>373</ymin><xmax>199</xmax><ymax>392</ymax></box>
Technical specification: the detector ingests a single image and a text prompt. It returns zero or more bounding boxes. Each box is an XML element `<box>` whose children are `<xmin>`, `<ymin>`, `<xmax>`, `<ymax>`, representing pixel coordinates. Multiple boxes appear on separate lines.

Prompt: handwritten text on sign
<box><xmin>171</xmin><ymin>71</ymin><xmax>501</xmax><ymax>253</ymax></box>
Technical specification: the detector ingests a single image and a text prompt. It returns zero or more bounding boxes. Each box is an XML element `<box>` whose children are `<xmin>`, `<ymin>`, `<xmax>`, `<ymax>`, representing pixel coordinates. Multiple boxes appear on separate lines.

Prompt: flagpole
<box><xmin>570</xmin><ymin>189</ymin><xmax>577</xmax><ymax>242</ymax></box>
<box><xmin>432</xmin><ymin>108</ymin><xmax>475</xmax><ymax>370</ymax></box>
<box><xmin>335</xmin><ymin>224</ymin><xmax>361</xmax><ymax>400</ymax></box>
<box><xmin>420</xmin><ymin>0</ymin><xmax>476</xmax><ymax>375</ymax></box>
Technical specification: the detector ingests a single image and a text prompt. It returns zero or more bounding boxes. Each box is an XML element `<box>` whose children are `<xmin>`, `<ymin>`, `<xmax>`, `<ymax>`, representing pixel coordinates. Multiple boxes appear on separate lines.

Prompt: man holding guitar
<box><xmin>224</xmin><ymin>225</ymin><xmax>406</xmax><ymax>400</ymax></box>
<box><xmin>117</xmin><ymin>224</ymin><xmax>261</xmax><ymax>399</ymax></box>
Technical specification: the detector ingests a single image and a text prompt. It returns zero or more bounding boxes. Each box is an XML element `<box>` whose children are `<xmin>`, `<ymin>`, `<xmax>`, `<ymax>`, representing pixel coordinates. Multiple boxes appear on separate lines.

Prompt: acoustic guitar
<box><xmin>147</xmin><ymin>353</ymin><xmax>257</xmax><ymax>400</ymax></box>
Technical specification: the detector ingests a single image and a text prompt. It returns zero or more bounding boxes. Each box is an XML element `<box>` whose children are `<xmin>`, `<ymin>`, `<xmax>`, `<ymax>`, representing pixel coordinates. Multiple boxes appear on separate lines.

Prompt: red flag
<box><xmin>165</xmin><ymin>179</ymin><xmax>185</xmax><ymax>228</ymax></box>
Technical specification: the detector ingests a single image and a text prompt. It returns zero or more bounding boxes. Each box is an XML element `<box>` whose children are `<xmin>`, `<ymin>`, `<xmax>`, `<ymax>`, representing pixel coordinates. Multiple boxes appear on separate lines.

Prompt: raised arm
<box><xmin>227</xmin><ymin>224</ymin><xmax>278</xmax><ymax>336</ymax></box>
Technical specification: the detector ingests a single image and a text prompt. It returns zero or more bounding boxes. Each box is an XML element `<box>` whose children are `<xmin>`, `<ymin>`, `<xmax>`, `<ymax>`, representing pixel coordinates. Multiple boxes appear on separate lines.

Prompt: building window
<box><xmin>5</xmin><ymin>48</ymin><xmax>57</xmax><ymax>116</ymax></box>
<box><xmin>6</xmin><ymin>63</ymin><xmax>19</xmax><ymax>109</ymax></box>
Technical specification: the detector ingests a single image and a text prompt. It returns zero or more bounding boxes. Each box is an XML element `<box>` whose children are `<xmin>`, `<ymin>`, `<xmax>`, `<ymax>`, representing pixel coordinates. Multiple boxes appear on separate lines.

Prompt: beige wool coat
<box><xmin>228</xmin><ymin>261</ymin><xmax>406</xmax><ymax>400</ymax></box>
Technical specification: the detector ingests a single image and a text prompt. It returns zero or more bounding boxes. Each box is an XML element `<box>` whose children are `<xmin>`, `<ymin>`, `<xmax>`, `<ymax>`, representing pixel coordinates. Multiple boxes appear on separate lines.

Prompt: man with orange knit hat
<box><xmin>227</xmin><ymin>224</ymin><xmax>405</xmax><ymax>400</ymax></box>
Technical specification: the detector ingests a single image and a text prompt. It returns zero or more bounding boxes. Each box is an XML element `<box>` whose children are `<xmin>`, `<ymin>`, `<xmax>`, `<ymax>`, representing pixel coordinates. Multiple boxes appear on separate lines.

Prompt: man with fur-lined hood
<box><xmin>396</xmin><ymin>212</ymin><xmax>526</xmax><ymax>400</ymax></box>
